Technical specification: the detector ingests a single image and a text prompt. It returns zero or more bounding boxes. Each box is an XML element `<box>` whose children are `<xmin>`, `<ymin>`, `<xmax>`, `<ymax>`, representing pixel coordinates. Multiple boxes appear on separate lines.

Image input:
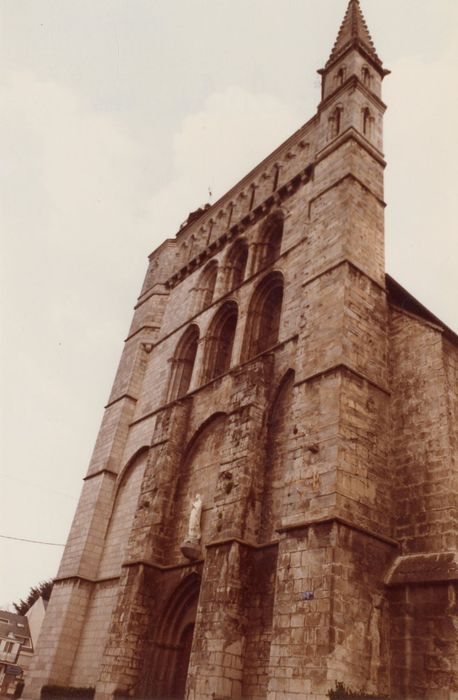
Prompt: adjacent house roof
<box><xmin>0</xmin><ymin>610</ymin><xmax>32</xmax><ymax>648</ymax></box>
<box><xmin>387</xmin><ymin>275</ymin><xmax>458</xmax><ymax>346</ymax></box>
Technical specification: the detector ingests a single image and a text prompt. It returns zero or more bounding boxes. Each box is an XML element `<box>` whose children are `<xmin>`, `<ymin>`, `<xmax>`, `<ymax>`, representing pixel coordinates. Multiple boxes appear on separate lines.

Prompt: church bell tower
<box><xmin>24</xmin><ymin>3</ymin><xmax>458</xmax><ymax>700</ymax></box>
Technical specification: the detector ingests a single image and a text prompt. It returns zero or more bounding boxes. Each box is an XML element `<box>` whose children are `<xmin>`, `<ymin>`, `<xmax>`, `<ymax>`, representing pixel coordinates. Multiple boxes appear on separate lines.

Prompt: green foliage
<box><xmin>13</xmin><ymin>579</ymin><xmax>54</xmax><ymax>615</ymax></box>
<box><xmin>328</xmin><ymin>681</ymin><xmax>389</xmax><ymax>700</ymax></box>
<box><xmin>40</xmin><ymin>686</ymin><xmax>95</xmax><ymax>700</ymax></box>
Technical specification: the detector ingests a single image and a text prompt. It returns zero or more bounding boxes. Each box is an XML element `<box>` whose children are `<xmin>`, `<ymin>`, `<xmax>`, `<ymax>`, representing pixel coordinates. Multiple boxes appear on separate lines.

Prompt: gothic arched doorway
<box><xmin>171</xmin><ymin>622</ymin><xmax>195</xmax><ymax>699</ymax></box>
<box><xmin>145</xmin><ymin>574</ymin><xmax>200</xmax><ymax>700</ymax></box>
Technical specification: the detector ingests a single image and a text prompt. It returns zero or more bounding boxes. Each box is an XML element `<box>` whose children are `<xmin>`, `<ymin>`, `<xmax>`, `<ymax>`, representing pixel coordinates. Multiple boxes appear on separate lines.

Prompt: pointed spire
<box><xmin>325</xmin><ymin>0</ymin><xmax>383</xmax><ymax>71</ymax></box>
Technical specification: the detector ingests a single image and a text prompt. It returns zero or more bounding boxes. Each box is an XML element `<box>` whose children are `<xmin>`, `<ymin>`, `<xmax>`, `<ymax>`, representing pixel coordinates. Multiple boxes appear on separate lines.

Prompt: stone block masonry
<box><xmin>25</xmin><ymin>2</ymin><xmax>457</xmax><ymax>699</ymax></box>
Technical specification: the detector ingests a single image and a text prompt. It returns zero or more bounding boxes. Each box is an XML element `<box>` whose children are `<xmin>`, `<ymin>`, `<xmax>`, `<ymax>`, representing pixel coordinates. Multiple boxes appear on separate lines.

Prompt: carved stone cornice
<box><xmin>166</xmin><ymin>164</ymin><xmax>314</xmax><ymax>290</ymax></box>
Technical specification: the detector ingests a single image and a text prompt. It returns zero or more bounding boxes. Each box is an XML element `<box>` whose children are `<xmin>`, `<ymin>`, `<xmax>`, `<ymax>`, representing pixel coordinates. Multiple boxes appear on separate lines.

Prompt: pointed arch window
<box><xmin>167</xmin><ymin>324</ymin><xmax>199</xmax><ymax>401</ymax></box>
<box><xmin>335</xmin><ymin>66</ymin><xmax>346</xmax><ymax>87</ymax></box>
<box><xmin>225</xmin><ymin>239</ymin><xmax>248</xmax><ymax>292</ymax></box>
<box><xmin>328</xmin><ymin>105</ymin><xmax>343</xmax><ymax>140</ymax></box>
<box><xmin>362</xmin><ymin>107</ymin><xmax>373</xmax><ymax>138</ymax></box>
<box><xmin>257</xmin><ymin>211</ymin><xmax>284</xmax><ymax>273</ymax></box>
<box><xmin>242</xmin><ymin>272</ymin><xmax>284</xmax><ymax>360</ymax></box>
<box><xmin>204</xmin><ymin>301</ymin><xmax>238</xmax><ymax>381</ymax></box>
<box><xmin>362</xmin><ymin>66</ymin><xmax>372</xmax><ymax>88</ymax></box>
<box><xmin>194</xmin><ymin>260</ymin><xmax>218</xmax><ymax>313</ymax></box>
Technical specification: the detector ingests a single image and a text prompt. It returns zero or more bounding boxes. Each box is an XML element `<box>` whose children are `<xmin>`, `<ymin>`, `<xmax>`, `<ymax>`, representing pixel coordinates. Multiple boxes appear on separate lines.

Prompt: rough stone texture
<box><xmin>25</xmin><ymin>4</ymin><xmax>457</xmax><ymax>699</ymax></box>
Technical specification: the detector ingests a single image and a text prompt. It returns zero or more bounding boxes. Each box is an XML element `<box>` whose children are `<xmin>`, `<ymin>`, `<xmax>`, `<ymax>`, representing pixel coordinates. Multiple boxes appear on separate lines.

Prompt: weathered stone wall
<box><xmin>389</xmin><ymin>311</ymin><xmax>456</xmax><ymax>554</ymax></box>
<box><xmin>26</xmin><ymin>13</ymin><xmax>458</xmax><ymax>699</ymax></box>
<box><xmin>69</xmin><ymin>581</ymin><xmax>118</xmax><ymax>687</ymax></box>
<box><xmin>266</xmin><ymin>522</ymin><xmax>394</xmax><ymax>700</ymax></box>
<box><xmin>386</xmin><ymin>310</ymin><xmax>458</xmax><ymax>699</ymax></box>
<box><xmin>241</xmin><ymin>547</ymin><xmax>278</xmax><ymax>698</ymax></box>
<box><xmin>389</xmin><ymin>582</ymin><xmax>458</xmax><ymax>699</ymax></box>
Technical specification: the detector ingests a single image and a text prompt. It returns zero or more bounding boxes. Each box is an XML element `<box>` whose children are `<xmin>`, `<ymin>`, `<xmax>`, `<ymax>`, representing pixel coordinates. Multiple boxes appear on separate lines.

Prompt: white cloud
<box><xmin>145</xmin><ymin>85</ymin><xmax>302</xmax><ymax>240</ymax></box>
<box><xmin>384</xmin><ymin>47</ymin><xmax>458</xmax><ymax>329</ymax></box>
<box><xmin>0</xmin><ymin>74</ymin><xmax>300</xmax><ymax>606</ymax></box>
<box><xmin>0</xmin><ymin>70</ymin><xmax>148</xmax><ymax>605</ymax></box>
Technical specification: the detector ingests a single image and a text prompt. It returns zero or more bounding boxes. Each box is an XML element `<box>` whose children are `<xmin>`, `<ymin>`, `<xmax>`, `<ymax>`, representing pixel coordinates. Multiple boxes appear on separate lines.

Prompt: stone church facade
<box><xmin>26</xmin><ymin>2</ymin><xmax>457</xmax><ymax>699</ymax></box>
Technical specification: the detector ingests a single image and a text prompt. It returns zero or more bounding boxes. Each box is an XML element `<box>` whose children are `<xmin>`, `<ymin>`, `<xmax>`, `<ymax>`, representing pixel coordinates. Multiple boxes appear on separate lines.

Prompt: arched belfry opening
<box><xmin>145</xmin><ymin>574</ymin><xmax>201</xmax><ymax>699</ymax></box>
<box><xmin>257</xmin><ymin>210</ymin><xmax>284</xmax><ymax>271</ymax></box>
<box><xmin>194</xmin><ymin>260</ymin><xmax>218</xmax><ymax>313</ymax></box>
<box><xmin>167</xmin><ymin>324</ymin><xmax>199</xmax><ymax>401</ymax></box>
<box><xmin>225</xmin><ymin>238</ymin><xmax>248</xmax><ymax>292</ymax></box>
<box><xmin>242</xmin><ymin>272</ymin><xmax>284</xmax><ymax>361</ymax></box>
<box><xmin>203</xmin><ymin>301</ymin><xmax>238</xmax><ymax>381</ymax></box>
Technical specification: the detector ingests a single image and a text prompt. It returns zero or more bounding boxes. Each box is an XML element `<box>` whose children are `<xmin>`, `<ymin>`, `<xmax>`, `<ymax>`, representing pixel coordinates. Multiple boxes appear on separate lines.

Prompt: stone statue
<box><xmin>181</xmin><ymin>494</ymin><xmax>203</xmax><ymax>561</ymax></box>
<box><xmin>187</xmin><ymin>493</ymin><xmax>203</xmax><ymax>543</ymax></box>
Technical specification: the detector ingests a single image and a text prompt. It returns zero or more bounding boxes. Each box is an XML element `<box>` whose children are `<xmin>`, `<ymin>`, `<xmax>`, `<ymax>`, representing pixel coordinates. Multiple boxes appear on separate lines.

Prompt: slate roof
<box><xmin>0</xmin><ymin>610</ymin><xmax>32</xmax><ymax>649</ymax></box>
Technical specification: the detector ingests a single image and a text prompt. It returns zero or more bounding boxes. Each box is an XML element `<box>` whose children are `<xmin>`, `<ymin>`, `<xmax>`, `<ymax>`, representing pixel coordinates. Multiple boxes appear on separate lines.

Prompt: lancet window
<box><xmin>362</xmin><ymin>66</ymin><xmax>372</xmax><ymax>88</ymax></box>
<box><xmin>362</xmin><ymin>107</ymin><xmax>374</xmax><ymax>138</ymax></box>
<box><xmin>328</xmin><ymin>105</ymin><xmax>343</xmax><ymax>140</ymax></box>
<box><xmin>194</xmin><ymin>260</ymin><xmax>218</xmax><ymax>313</ymax></box>
<box><xmin>335</xmin><ymin>66</ymin><xmax>346</xmax><ymax>87</ymax></box>
<box><xmin>225</xmin><ymin>239</ymin><xmax>248</xmax><ymax>292</ymax></box>
<box><xmin>167</xmin><ymin>324</ymin><xmax>199</xmax><ymax>401</ymax></box>
<box><xmin>256</xmin><ymin>211</ymin><xmax>284</xmax><ymax>273</ymax></box>
<box><xmin>242</xmin><ymin>272</ymin><xmax>284</xmax><ymax>360</ymax></box>
<box><xmin>204</xmin><ymin>301</ymin><xmax>238</xmax><ymax>381</ymax></box>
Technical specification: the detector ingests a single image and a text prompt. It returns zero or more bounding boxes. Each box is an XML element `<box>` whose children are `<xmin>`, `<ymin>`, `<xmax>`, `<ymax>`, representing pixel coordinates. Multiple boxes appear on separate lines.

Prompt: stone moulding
<box><xmin>128</xmin><ymin>333</ymin><xmax>299</xmax><ymax>429</ymax></box>
<box><xmin>294</xmin><ymin>362</ymin><xmax>391</xmax><ymax>397</ymax></box>
<box><xmin>165</xmin><ymin>165</ymin><xmax>314</xmax><ymax>290</ymax></box>
<box><xmin>385</xmin><ymin>552</ymin><xmax>458</xmax><ymax>586</ymax></box>
<box><xmin>277</xmin><ymin>515</ymin><xmax>399</xmax><ymax>549</ymax></box>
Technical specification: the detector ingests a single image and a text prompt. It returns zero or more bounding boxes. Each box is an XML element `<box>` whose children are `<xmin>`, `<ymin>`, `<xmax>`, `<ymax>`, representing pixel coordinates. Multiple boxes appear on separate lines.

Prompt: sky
<box><xmin>0</xmin><ymin>0</ymin><xmax>457</xmax><ymax>609</ymax></box>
